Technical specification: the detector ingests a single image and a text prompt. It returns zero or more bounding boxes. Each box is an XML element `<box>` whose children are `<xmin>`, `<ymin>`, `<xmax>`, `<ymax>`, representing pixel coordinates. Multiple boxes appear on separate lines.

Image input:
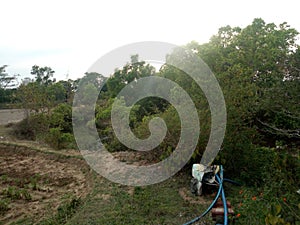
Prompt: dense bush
<box><xmin>45</xmin><ymin>127</ymin><xmax>75</xmax><ymax>149</ymax></box>
<box><xmin>13</xmin><ymin>113</ymin><xmax>50</xmax><ymax>140</ymax></box>
<box><xmin>50</xmin><ymin>103</ymin><xmax>73</xmax><ymax>133</ymax></box>
<box><xmin>13</xmin><ymin>103</ymin><xmax>75</xmax><ymax>149</ymax></box>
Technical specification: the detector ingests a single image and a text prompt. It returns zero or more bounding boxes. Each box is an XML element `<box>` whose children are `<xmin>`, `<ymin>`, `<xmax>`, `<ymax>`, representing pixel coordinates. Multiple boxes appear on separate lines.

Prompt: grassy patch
<box><xmin>66</xmin><ymin>172</ymin><xmax>213</xmax><ymax>225</ymax></box>
<box><xmin>0</xmin><ymin>199</ymin><xmax>10</xmax><ymax>215</ymax></box>
<box><xmin>39</xmin><ymin>197</ymin><xmax>82</xmax><ymax>225</ymax></box>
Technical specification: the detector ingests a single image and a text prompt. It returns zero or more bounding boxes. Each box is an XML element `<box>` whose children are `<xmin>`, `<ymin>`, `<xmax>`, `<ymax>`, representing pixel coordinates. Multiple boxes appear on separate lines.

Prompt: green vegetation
<box><xmin>0</xmin><ymin>65</ymin><xmax>18</xmax><ymax>108</ymax></box>
<box><xmin>39</xmin><ymin>197</ymin><xmax>82</xmax><ymax>225</ymax></box>
<box><xmin>0</xmin><ymin>199</ymin><xmax>9</xmax><ymax>215</ymax></box>
<box><xmin>65</xmin><ymin>173</ymin><xmax>213</xmax><ymax>225</ymax></box>
<box><xmin>1</xmin><ymin>18</ymin><xmax>299</xmax><ymax>224</ymax></box>
<box><xmin>2</xmin><ymin>186</ymin><xmax>32</xmax><ymax>201</ymax></box>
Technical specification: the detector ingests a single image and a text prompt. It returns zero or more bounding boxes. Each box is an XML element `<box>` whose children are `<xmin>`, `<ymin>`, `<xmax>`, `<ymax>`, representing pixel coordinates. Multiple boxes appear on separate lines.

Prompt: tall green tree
<box><xmin>194</xmin><ymin>18</ymin><xmax>300</xmax><ymax>142</ymax></box>
<box><xmin>152</xmin><ymin>18</ymin><xmax>300</xmax><ymax>170</ymax></box>
<box><xmin>0</xmin><ymin>65</ymin><xmax>19</xmax><ymax>106</ymax></box>
<box><xmin>0</xmin><ymin>65</ymin><xmax>19</xmax><ymax>88</ymax></box>
<box><xmin>106</xmin><ymin>54</ymin><xmax>156</xmax><ymax>97</ymax></box>
<box><xmin>18</xmin><ymin>65</ymin><xmax>59</xmax><ymax>114</ymax></box>
<box><xmin>31</xmin><ymin>65</ymin><xmax>55</xmax><ymax>85</ymax></box>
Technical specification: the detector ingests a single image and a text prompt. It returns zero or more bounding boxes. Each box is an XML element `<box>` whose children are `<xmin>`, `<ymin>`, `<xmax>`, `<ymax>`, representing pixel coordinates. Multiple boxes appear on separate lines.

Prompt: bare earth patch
<box><xmin>0</xmin><ymin>109</ymin><xmax>26</xmax><ymax>126</ymax></box>
<box><xmin>179</xmin><ymin>187</ymin><xmax>211</xmax><ymax>205</ymax></box>
<box><xmin>0</xmin><ymin>143</ymin><xmax>92</xmax><ymax>224</ymax></box>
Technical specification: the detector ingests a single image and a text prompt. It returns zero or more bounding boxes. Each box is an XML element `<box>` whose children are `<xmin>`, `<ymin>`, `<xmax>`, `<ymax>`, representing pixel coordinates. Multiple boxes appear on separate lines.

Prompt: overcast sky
<box><xmin>1</xmin><ymin>0</ymin><xmax>299</xmax><ymax>81</ymax></box>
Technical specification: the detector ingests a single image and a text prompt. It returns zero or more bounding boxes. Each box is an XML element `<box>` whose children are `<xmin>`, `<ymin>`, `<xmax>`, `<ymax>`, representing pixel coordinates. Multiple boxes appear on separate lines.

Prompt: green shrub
<box><xmin>13</xmin><ymin>113</ymin><xmax>50</xmax><ymax>140</ymax></box>
<box><xmin>12</xmin><ymin>104</ymin><xmax>74</xmax><ymax>150</ymax></box>
<box><xmin>45</xmin><ymin>127</ymin><xmax>61</xmax><ymax>149</ymax></box>
<box><xmin>50</xmin><ymin>103</ymin><xmax>73</xmax><ymax>133</ymax></box>
<box><xmin>60</xmin><ymin>132</ymin><xmax>76</xmax><ymax>149</ymax></box>
<box><xmin>240</xmin><ymin>147</ymin><xmax>277</xmax><ymax>186</ymax></box>
<box><xmin>45</xmin><ymin>128</ymin><xmax>75</xmax><ymax>150</ymax></box>
<box><xmin>227</xmin><ymin>146</ymin><xmax>300</xmax><ymax>224</ymax></box>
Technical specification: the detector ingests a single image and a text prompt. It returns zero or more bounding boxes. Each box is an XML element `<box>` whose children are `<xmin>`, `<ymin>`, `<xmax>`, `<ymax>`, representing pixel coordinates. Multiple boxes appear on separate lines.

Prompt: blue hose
<box><xmin>221</xmin><ymin>180</ymin><xmax>228</xmax><ymax>225</ymax></box>
<box><xmin>218</xmin><ymin>165</ymin><xmax>228</xmax><ymax>225</ymax></box>
<box><xmin>182</xmin><ymin>182</ymin><xmax>223</xmax><ymax>225</ymax></box>
<box><xmin>183</xmin><ymin>166</ymin><xmax>224</xmax><ymax>225</ymax></box>
<box><xmin>184</xmin><ymin>165</ymin><xmax>237</xmax><ymax>225</ymax></box>
<box><xmin>223</xmin><ymin>178</ymin><xmax>242</xmax><ymax>186</ymax></box>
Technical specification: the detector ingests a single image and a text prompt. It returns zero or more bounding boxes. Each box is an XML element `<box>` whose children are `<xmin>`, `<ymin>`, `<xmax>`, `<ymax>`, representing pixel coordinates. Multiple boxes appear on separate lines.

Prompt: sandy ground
<box><xmin>0</xmin><ymin>109</ymin><xmax>26</xmax><ymax>125</ymax></box>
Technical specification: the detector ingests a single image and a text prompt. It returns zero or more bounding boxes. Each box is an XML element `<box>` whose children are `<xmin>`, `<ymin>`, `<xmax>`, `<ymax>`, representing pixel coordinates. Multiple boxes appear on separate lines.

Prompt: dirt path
<box><xmin>0</xmin><ymin>109</ymin><xmax>26</xmax><ymax>125</ymax></box>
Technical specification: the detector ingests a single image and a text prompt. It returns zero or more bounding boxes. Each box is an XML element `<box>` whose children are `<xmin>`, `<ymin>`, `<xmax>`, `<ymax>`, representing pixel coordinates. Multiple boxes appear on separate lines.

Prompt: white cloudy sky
<box><xmin>1</xmin><ymin>0</ymin><xmax>299</xmax><ymax>81</ymax></box>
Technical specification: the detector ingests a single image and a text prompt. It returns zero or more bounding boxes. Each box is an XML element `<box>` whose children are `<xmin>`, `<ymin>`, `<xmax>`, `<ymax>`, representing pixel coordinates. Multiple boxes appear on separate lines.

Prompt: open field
<box><xmin>0</xmin><ymin>142</ymin><xmax>93</xmax><ymax>224</ymax></box>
